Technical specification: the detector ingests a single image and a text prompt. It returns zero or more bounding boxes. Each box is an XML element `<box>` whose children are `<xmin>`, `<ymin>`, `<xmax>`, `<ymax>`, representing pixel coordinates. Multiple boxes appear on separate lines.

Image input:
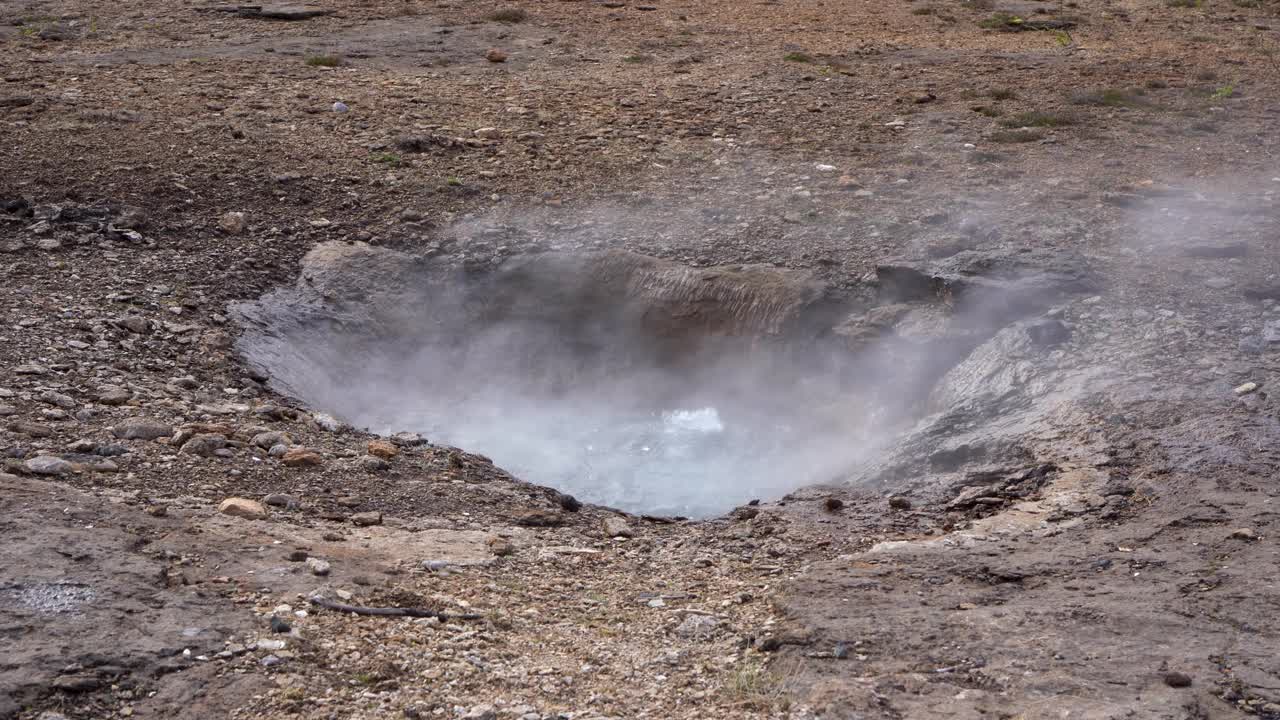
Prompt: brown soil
<box><xmin>3</xmin><ymin>0</ymin><xmax>1280</xmax><ymax>718</ymax></box>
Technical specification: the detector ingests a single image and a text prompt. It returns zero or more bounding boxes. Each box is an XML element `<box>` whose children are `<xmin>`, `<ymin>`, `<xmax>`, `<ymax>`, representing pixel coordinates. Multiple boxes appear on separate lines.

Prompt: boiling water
<box><xmin>395</xmin><ymin>404</ymin><xmax>815</xmax><ymax>518</ymax></box>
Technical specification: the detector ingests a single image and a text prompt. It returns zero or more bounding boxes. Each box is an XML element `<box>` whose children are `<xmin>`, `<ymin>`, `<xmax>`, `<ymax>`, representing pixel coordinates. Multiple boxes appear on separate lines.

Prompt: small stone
<box><xmin>422</xmin><ymin>559</ymin><xmax>449</xmax><ymax>572</ymax></box>
<box><xmin>358</xmin><ymin>455</ymin><xmax>390</xmax><ymax>472</ymax></box>
<box><xmin>263</xmin><ymin>493</ymin><xmax>300</xmax><ymax>509</ymax></box>
<box><xmin>260</xmin><ymin>654</ymin><xmax>283</xmax><ymax>667</ymax></box>
<box><xmin>602</xmin><ymin>516</ymin><xmax>634</xmax><ymax>538</ymax></box>
<box><xmin>1234</xmin><ymin>382</ymin><xmax>1259</xmax><ymax>396</ymax></box>
<box><xmin>730</xmin><ymin>506</ymin><xmax>759</xmax><ymax>521</ymax></box>
<box><xmin>97</xmin><ymin>386</ymin><xmax>132</xmax><ymax>406</ymax></box>
<box><xmin>332</xmin><ymin>101</ymin><xmax>349</xmax><ymax>113</ymax></box>
<box><xmin>270</xmin><ymin>615</ymin><xmax>292</xmax><ymax>633</ymax></box>
<box><xmin>474</xmin><ymin>127</ymin><xmax>502</xmax><ymax>139</ymax></box>
<box><xmin>516</xmin><ymin>510</ymin><xmax>565</xmax><ymax>527</ymax></box>
<box><xmin>367</xmin><ymin>440</ymin><xmax>399</xmax><ymax>459</ymax></box>
<box><xmin>352</xmin><ymin>511</ymin><xmax>383</xmax><ymax>527</ymax></box>
<box><xmin>118</xmin><ymin>316</ymin><xmax>149</xmax><ymax>334</ymax></box>
<box><xmin>112</xmin><ymin>417</ymin><xmax>173</xmax><ymax>441</ymax></box>
<box><xmin>281</xmin><ymin>448</ymin><xmax>323</xmax><ymax>467</ymax></box>
<box><xmin>487</xmin><ymin>537</ymin><xmax>516</xmax><ymax>556</ymax></box>
<box><xmin>312</xmin><ymin>413</ymin><xmax>343</xmax><ymax>432</ymax></box>
<box><xmin>146</xmin><ymin>504</ymin><xmax>168</xmax><ymax>517</ymax></box>
<box><xmin>673</xmin><ymin>614</ymin><xmax>719</xmax><ymax>640</ymax></box>
<box><xmin>218</xmin><ymin>211</ymin><xmax>247</xmax><ymax>235</ymax></box>
<box><xmin>1230</xmin><ymin>527</ymin><xmax>1259</xmax><ymax>541</ymax></box>
<box><xmin>218</xmin><ymin>497</ymin><xmax>268</xmax><ymax>520</ymax></box>
<box><xmin>25</xmin><ymin>455</ymin><xmax>74</xmax><ymax>476</ymax></box>
<box><xmin>555</xmin><ymin>492</ymin><xmax>582</xmax><ymax>512</ymax></box>
<box><xmin>485</xmin><ymin>48</ymin><xmax>507</xmax><ymax>63</ymax></box>
<box><xmin>251</xmin><ymin>431</ymin><xmax>293</xmax><ymax>450</ymax></box>
<box><xmin>1204</xmin><ymin>277</ymin><xmax>1232</xmax><ymax>290</ymax></box>
<box><xmin>824</xmin><ymin>497</ymin><xmax>844</xmax><ymax>512</ymax></box>
<box><xmin>268</xmin><ymin>444</ymin><xmax>290</xmax><ymax>457</ymax></box>
<box><xmin>463</xmin><ymin>704</ymin><xmax>496</xmax><ymax>720</ymax></box>
<box><xmin>1163</xmin><ymin>671</ymin><xmax>1192</xmax><ymax>688</ymax></box>
<box><xmin>39</xmin><ymin>390</ymin><xmax>76</xmax><ymax>409</ymax></box>
<box><xmin>180</xmin><ymin>433</ymin><xmax>227</xmax><ymax>457</ymax></box>
<box><xmin>305</xmin><ymin>557</ymin><xmax>331</xmax><ymax>576</ymax></box>
<box><xmin>888</xmin><ymin>496</ymin><xmax>913</xmax><ymax>510</ymax></box>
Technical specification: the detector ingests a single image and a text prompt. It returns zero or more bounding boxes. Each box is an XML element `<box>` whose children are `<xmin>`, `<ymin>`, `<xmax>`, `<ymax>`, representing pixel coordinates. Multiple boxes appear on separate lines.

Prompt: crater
<box><xmin>235</xmin><ymin>242</ymin><xmax>1091</xmax><ymax>517</ymax></box>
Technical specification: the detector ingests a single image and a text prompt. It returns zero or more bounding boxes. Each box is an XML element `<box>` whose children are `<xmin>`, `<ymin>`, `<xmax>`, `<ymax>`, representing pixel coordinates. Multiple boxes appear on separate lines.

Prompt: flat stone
<box><xmin>111</xmin><ymin>417</ymin><xmax>172</xmax><ymax>441</ymax></box>
<box><xmin>218</xmin><ymin>497</ymin><xmax>268</xmax><ymax>520</ymax></box>
<box><xmin>25</xmin><ymin>455</ymin><xmax>74</xmax><ymax>476</ymax></box>
<box><xmin>97</xmin><ymin>386</ymin><xmax>132</xmax><ymax>406</ymax></box>
<box><xmin>673</xmin><ymin>613</ymin><xmax>720</xmax><ymax>640</ymax></box>
<box><xmin>252</xmin><ymin>430</ymin><xmax>293</xmax><ymax>449</ymax></box>
<box><xmin>351</xmin><ymin>511</ymin><xmax>383</xmax><ymax>527</ymax></box>
<box><xmin>281</xmin><ymin>448</ymin><xmax>323</xmax><ymax>467</ymax></box>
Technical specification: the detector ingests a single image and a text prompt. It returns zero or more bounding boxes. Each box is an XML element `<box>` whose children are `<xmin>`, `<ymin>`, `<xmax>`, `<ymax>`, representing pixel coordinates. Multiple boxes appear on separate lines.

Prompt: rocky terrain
<box><xmin>3</xmin><ymin>0</ymin><xmax>1280</xmax><ymax>718</ymax></box>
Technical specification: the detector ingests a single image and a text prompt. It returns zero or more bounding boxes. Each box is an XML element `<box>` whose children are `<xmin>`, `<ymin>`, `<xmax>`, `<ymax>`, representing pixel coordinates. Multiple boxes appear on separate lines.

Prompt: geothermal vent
<box><xmin>235</xmin><ymin>241</ymin><xmax>1092</xmax><ymax>517</ymax></box>
<box><xmin>233</xmin><ymin>242</ymin><xmax>890</xmax><ymax>517</ymax></box>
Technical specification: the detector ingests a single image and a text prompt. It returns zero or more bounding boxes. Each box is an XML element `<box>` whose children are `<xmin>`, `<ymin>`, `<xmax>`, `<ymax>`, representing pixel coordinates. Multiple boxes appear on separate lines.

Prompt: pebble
<box><xmin>1229</xmin><ymin>527</ymin><xmax>1259</xmax><ymax>541</ymax></box>
<box><xmin>270</xmin><ymin>616</ymin><xmax>292</xmax><ymax>633</ymax></box>
<box><xmin>1204</xmin><ymin>277</ymin><xmax>1233</xmax><ymax>290</ymax></box>
<box><xmin>485</xmin><ymin>49</ymin><xmax>507</xmax><ymax>63</ymax></box>
<box><xmin>39</xmin><ymin>390</ymin><xmax>76</xmax><ymax>409</ymax></box>
<box><xmin>260</xmin><ymin>654</ymin><xmax>283</xmax><ymax>667</ymax></box>
<box><xmin>97</xmin><ymin>386</ymin><xmax>132</xmax><ymax>405</ymax></box>
<box><xmin>1163</xmin><ymin>671</ymin><xmax>1192</xmax><ymax>688</ymax></box>
<box><xmin>218</xmin><ymin>497</ymin><xmax>268</xmax><ymax>520</ymax></box>
<box><xmin>305</xmin><ymin>557</ymin><xmax>331</xmax><ymax>576</ymax></box>
<box><xmin>332</xmin><ymin>101</ymin><xmax>349</xmax><ymax>113</ymax></box>
<box><xmin>358</xmin><ymin>455</ymin><xmax>389</xmax><ymax>471</ymax></box>
<box><xmin>888</xmin><ymin>496</ymin><xmax>913</xmax><ymax>510</ymax></box>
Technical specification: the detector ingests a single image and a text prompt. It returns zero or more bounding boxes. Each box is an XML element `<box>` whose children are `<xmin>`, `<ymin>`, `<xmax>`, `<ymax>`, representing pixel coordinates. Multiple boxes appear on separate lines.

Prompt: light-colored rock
<box><xmin>367</xmin><ymin>440</ymin><xmax>398</xmax><ymax>459</ymax></box>
<box><xmin>351</xmin><ymin>511</ymin><xmax>383</xmax><ymax>527</ymax></box>
<box><xmin>25</xmin><ymin>456</ymin><xmax>74</xmax><ymax>476</ymax></box>
<box><xmin>305</xmin><ymin>557</ymin><xmax>331</xmax><ymax>576</ymax></box>
<box><xmin>252</xmin><ymin>430</ymin><xmax>292</xmax><ymax>449</ymax></box>
<box><xmin>673</xmin><ymin>613</ymin><xmax>720</xmax><ymax>640</ymax></box>
<box><xmin>218</xmin><ymin>497</ymin><xmax>268</xmax><ymax>520</ymax></box>
<box><xmin>219</xmin><ymin>211</ymin><xmax>247</xmax><ymax>235</ymax></box>
<box><xmin>602</xmin><ymin>516</ymin><xmax>634</xmax><ymax>538</ymax></box>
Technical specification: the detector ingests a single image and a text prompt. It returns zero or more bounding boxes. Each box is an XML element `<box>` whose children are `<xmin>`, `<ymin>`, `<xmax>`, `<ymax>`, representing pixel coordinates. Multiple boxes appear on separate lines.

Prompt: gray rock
<box><xmin>260</xmin><ymin>654</ymin><xmax>283</xmax><ymax>667</ymax></box>
<box><xmin>263</xmin><ymin>493</ymin><xmax>301</xmax><ymax>509</ymax></box>
<box><xmin>1204</xmin><ymin>277</ymin><xmax>1233</xmax><ymax>290</ymax></box>
<box><xmin>602</xmin><ymin>516</ymin><xmax>634</xmax><ymax>538</ymax></box>
<box><xmin>351</xmin><ymin>511</ymin><xmax>383</xmax><ymax>527</ymax></box>
<box><xmin>118</xmin><ymin>316</ymin><xmax>149</xmax><ymax>334</ymax></box>
<box><xmin>25</xmin><ymin>455</ymin><xmax>74</xmax><ymax>476</ymax></box>
<box><xmin>673</xmin><ymin>613</ymin><xmax>720</xmax><ymax>640</ymax></box>
<box><xmin>180</xmin><ymin>433</ymin><xmax>227</xmax><ymax>457</ymax></box>
<box><xmin>462</xmin><ymin>704</ymin><xmax>496</xmax><ymax>720</ymax></box>
<box><xmin>391</xmin><ymin>431</ymin><xmax>426</xmax><ymax>446</ymax></box>
<box><xmin>305</xmin><ymin>557</ymin><xmax>331</xmax><ymax>576</ymax></box>
<box><xmin>312</xmin><ymin>412</ymin><xmax>343</xmax><ymax>432</ymax></box>
<box><xmin>268</xmin><ymin>443</ymin><xmax>290</xmax><ymax>457</ymax></box>
<box><xmin>252</xmin><ymin>431</ymin><xmax>292</xmax><ymax>449</ymax></box>
<box><xmin>357</xmin><ymin>455</ymin><xmax>389</xmax><ymax>472</ymax></box>
<box><xmin>39</xmin><ymin>390</ymin><xmax>76</xmax><ymax>409</ymax></box>
<box><xmin>112</xmin><ymin>417</ymin><xmax>172</xmax><ymax>441</ymax></box>
<box><xmin>0</xmin><ymin>404</ymin><xmax>16</xmax><ymax>416</ymax></box>
<box><xmin>97</xmin><ymin>385</ymin><xmax>132</xmax><ymax>406</ymax></box>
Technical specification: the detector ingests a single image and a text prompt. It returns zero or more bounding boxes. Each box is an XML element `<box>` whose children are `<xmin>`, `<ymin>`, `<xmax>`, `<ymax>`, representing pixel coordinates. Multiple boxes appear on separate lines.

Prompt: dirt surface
<box><xmin>4</xmin><ymin>0</ymin><xmax>1280</xmax><ymax>718</ymax></box>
